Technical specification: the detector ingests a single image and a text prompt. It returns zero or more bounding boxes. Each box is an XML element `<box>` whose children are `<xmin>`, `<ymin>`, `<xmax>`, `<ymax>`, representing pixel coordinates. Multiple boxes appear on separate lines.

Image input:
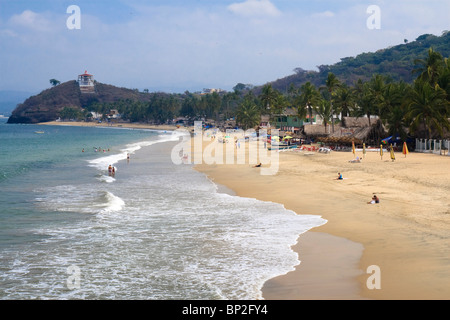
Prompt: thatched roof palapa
<box><xmin>315</xmin><ymin>117</ymin><xmax>387</xmax><ymax>146</ymax></box>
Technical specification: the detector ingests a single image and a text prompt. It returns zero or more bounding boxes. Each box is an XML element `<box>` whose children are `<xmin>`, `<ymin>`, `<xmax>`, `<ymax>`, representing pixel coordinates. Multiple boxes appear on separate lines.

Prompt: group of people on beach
<box><xmin>107</xmin><ymin>153</ymin><xmax>131</xmax><ymax>178</ymax></box>
<box><xmin>108</xmin><ymin>165</ymin><xmax>116</xmax><ymax>177</ymax></box>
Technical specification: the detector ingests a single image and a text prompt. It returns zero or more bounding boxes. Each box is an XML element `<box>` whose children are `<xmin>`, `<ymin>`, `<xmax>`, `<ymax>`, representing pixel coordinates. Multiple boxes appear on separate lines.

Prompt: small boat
<box><xmin>35</xmin><ymin>131</ymin><xmax>45</xmax><ymax>134</ymax></box>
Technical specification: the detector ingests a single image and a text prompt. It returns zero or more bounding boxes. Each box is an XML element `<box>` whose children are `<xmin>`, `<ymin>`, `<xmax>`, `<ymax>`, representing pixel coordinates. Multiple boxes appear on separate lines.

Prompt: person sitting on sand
<box><xmin>336</xmin><ymin>172</ymin><xmax>343</xmax><ymax>180</ymax></box>
<box><xmin>253</xmin><ymin>163</ymin><xmax>262</xmax><ymax>168</ymax></box>
<box><xmin>368</xmin><ymin>195</ymin><xmax>380</xmax><ymax>204</ymax></box>
<box><xmin>349</xmin><ymin>156</ymin><xmax>361</xmax><ymax>163</ymax></box>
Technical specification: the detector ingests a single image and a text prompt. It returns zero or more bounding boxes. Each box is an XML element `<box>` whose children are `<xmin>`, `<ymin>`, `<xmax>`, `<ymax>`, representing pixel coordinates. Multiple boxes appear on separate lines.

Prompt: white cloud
<box><xmin>9</xmin><ymin>10</ymin><xmax>52</xmax><ymax>32</ymax></box>
<box><xmin>227</xmin><ymin>0</ymin><xmax>281</xmax><ymax>17</ymax></box>
<box><xmin>0</xmin><ymin>1</ymin><xmax>448</xmax><ymax>93</ymax></box>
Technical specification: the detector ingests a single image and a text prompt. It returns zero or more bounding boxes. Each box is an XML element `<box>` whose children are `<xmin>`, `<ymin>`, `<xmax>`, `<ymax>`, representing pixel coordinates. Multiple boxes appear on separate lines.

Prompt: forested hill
<box><xmin>7</xmin><ymin>32</ymin><xmax>449</xmax><ymax>124</ymax></box>
<box><xmin>267</xmin><ymin>31</ymin><xmax>450</xmax><ymax>92</ymax></box>
<box><xmin>7</xmin><ymin>80</ymin><xmax>154</xmax><ymax>123</ymax></box>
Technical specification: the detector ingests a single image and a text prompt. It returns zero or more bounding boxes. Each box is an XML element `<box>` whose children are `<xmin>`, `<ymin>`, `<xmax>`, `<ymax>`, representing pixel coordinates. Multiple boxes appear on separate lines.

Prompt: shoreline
<box><xmin>38</xmin><ymin>121</ymin><xmax>450</xmax><ymax>299</ymax></box>
<box><xmin>193</xmin><ymin>140</ymin><xmax>450</xmax><ymax>300</ymax></box>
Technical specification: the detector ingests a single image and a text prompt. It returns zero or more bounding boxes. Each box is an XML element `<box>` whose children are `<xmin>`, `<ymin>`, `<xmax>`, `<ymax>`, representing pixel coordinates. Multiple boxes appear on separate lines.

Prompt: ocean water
<box><xmin>0</xmin><ymin>118</ymin><xmax>326</xmax><ymax>300</ymax></box>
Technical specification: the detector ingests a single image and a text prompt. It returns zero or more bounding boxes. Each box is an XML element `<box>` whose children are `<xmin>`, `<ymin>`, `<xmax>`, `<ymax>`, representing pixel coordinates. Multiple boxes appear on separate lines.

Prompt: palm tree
<box><xmin>413</xmin><ymin>47</ymin><xmax>444</xmax><ymax>86</ymax></box>
<box><xmin>437</xmin><ymin>57</ymin><xmax>450</xmax><ymax>101</ymax></box>
<box><xmin>376</xmin><ymin>82</ymin><xmax>404</xmax><ymax>121</ymax></box>
<box><xmin>236</xmin><ymin>93</ymin><xmax>261</xmax><ymax>130</ymax></box>
<box><xmin>385</xmin><ymin>104</ymin><xmax>409</xmax><ymax>141</ymax></box>
<box><xmin>298</xmin><ymin>82</ymin><xmax>320</xmax><ymax>122</ymax></box>
<box><xmin>406</xmin><ymin>79</ymin><xmax>450</xmax><ymax>139</ymax></box>
<box><xmin>259</xmin><ymin>84</ymin><xmax>278</xmax><ymax>113</ymax></box>
<box><xmin>334</xmin><ymin>84</ymin><xmax>355</xmax><ymax>119</ymax></box>
<box><xmin>320</xmin><ymin>73</ymin><xmax>341</xmax><ymax>132</ymax></box>
<box><xmin>353</xmin><ymin>79</ymin><xmax>376</xmax><ymax>126</ymax></box>
<box><xmin>314</xmin><ymin>98</ymin><xmax>333</xmax><ymax>133</ymax></box>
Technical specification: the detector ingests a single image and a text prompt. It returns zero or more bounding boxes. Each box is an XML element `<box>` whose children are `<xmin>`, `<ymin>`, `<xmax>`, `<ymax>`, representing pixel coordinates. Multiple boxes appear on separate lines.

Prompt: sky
<box><xmin>0</xmin><ymin>0</ymin><xmax>449</xmax><ymax>94</ymax></box>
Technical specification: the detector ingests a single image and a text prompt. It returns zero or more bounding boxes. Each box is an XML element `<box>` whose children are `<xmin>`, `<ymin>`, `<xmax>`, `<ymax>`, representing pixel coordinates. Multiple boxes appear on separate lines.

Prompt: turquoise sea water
<box><xmin>0</xmin><ymin>118</ymin><xmax>326</xmax><ymax>299</ymax></box>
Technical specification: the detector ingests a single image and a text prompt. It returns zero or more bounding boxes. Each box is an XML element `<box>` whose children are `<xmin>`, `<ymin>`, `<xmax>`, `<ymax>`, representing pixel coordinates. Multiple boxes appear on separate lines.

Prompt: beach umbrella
<box><xmin>390</xmin><ymin>144</ymin><xmax>396</xmax><ymax>162</ymax></box>
<box><xmin>363</xmin><ymin>143</ymin><xmax>366</xmax><ymax>158</ymax></box>
<box><xmin>380</xmin><ymin>144</ymin><xmax>383</xmax><ymax>160</ymax></box>
<box><xmin>352</xmin><ymin>140</ymin><xmax>356</xmax><ymax>157</ymax></box>
<box><xmin>283</xmin><ymin>136</ymin><xmax>293</xmax><ymax>140</ymax></box>
<box><xmin>402</xmin><ymin>142</ymin><xmax>409</xmax><ymax>157</ymax></box>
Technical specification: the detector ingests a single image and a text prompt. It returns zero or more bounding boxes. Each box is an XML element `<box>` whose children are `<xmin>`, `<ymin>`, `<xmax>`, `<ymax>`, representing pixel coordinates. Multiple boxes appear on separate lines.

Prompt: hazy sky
<box><xmin>0</xmin><ymin>0</ymin><xmax>449</xmax><ymax>94</ymax></box>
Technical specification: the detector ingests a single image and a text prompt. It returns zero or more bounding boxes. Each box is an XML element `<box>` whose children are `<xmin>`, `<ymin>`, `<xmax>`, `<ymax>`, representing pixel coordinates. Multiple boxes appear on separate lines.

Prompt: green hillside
<box><xmin>268</xmin><ymin>31</ymin><xmax>450</xmax><ymax>92</ymax></box>
<box><xmin>7</xmin><ymin>81</ymin><xmax>153</xmax><ymax>123</ymax></box>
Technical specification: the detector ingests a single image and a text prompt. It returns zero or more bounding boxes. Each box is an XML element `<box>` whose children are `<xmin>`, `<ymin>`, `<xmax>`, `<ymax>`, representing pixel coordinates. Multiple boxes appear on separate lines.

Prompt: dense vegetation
<box><xmin>268</xmin><ymin>31</ymin><xmax>450</xmax><ymax>91</ymax></box>
<box><xmin>8</xmin><ymin>32</ymin><xmax>450</xmax><ymax>140</ymax></box>
<box><xmin>239</xmin><ymin>47</ymin><xmax>450</xmax><ymax>139</ymax></box>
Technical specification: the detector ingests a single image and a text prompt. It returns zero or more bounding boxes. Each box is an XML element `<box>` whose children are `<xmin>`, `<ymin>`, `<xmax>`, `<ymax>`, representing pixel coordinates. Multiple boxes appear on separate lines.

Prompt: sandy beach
<box><xmin>40</xmin><ymin>121</ymin><xmax>450</xmax><ymax>299</ymax></box>
<box><xmin>193</xmin><ymin>139</ymin><xmax>450</xmax><ymax>300</ymax></box>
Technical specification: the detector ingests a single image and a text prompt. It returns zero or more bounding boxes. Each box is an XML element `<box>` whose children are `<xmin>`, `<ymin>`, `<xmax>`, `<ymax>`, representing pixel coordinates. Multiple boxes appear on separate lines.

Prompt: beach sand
<box><xmin>40</xmin><ymin>121</ymin><xmax>450</xmax><ymax>299</ymax></box>
<box><xmin>193</xmin><ymin>140</ymin><xmax>450</xmax><ymax>300</ymax></box>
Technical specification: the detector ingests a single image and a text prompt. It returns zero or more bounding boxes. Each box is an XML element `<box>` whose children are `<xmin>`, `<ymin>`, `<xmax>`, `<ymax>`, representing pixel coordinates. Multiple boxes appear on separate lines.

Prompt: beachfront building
<box><xmin>272</xmin><ymin>108</ymin><xmax>305</xmax><ymax>135</ymax></box>
<box><xmin>78</xmin><ymin>70</ymin><xmax>95</xmax><ymax>93</ymax></box>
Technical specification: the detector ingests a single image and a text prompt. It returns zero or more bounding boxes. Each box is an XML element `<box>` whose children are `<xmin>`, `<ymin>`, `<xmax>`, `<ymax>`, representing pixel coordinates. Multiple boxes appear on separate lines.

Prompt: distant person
<box><xmin>108</xmin><ymin>165</ymin><xmax>112</xmax><ymax>176</ymax></box>
<box><xmin>253</xmin><ymin>163</ymin><xmax>262</xmax><ymax>168</ymax></box>
<box><xmin>368</xmin><ymin>195</ymin><xmax>380</xmax><ymax>204</ymax></box>
<box><xmin>336</xmin><ymin>172</ymin><xmax>343</xmax><ymax>180</ymax></box>
<box><xmin>349</xmin><ymin>157</ymin><xmax>361</xmax><ymax>163</ymax></box>
<box><xmin>112</xmin><ymin>167</ymin><xmax>115</xmax><ymax>177</ymax></box>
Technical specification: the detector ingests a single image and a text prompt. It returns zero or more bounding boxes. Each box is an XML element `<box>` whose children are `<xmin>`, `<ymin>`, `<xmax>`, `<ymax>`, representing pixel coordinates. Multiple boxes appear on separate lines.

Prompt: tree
<box><xmin>413</xmin><ymin>47</ymin><xmax>444</xmax><ymax>86</ymax></box>
<box><xmin>406</xmin><ymin>79</ymin><xmax>450</xmax><ymax>139</ymax></box>
<box><xmin>437</xmin><ymin>57</ymin><xmax>450</xmax><ymax>101</ymax></box>
<box><xmin>221</xmin><ymin>91</ymin><xmax>240</xmax><ymax>121</ymax></box>
<box><xmin>49</xmin><ymin>79</ymin><xmax>60</xmax><ymax>87</ymax></box>
<box><xmin>320</xmin><ymin>73</ymin><xmax>341</xmax><ymax>132</ymax></box>
<box><xmin>353</xmin><ymin>79</ymin><xmax>376</xmax><ymax>126</ymax></box>
<box><xmin>314</xmin><ymin>98</ymin><xmax>333</xmax><ymax>133</ymax></box>
<box><xmin>334</xmin><ymin>84</ymin><xmax>355</xmax><ymax>119</ymax></box>
<box><xmin>236</xmin><ymin>93</ymin><xmax>261</xmax><ymax>130</ymax></box>
<box><xmin>298</xmin><ymin>82</ymin><xmax>320</xmax><ymax>122</ymax></box>
<box><xmin>259</xmin><ymin>84</ymin><xmax>278</xmax><ymax>114</ymax></box>
<box><xmin>59</xmin><ymin>106</ymin><xmax>81</xmax><ymax>120</ymax></box>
